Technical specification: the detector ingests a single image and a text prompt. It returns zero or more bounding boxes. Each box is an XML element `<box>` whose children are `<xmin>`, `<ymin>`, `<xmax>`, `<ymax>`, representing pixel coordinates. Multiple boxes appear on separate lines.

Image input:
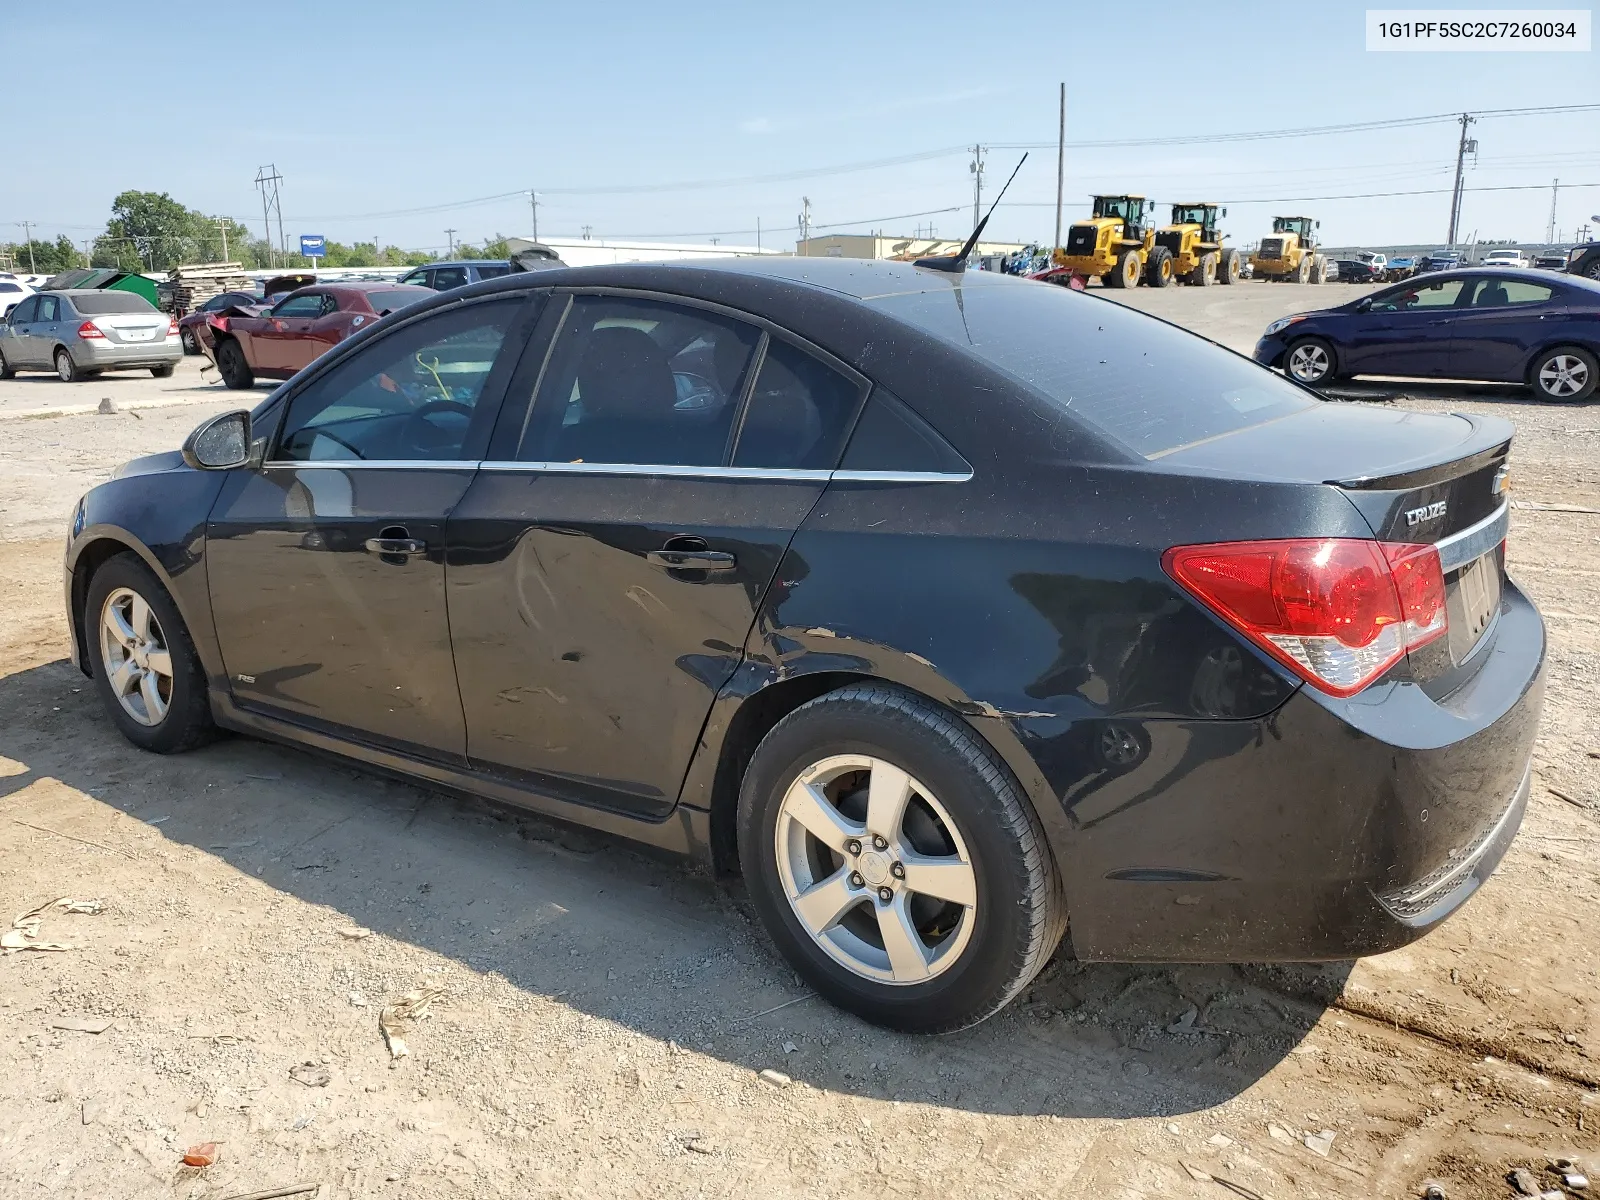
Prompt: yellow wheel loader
<box><xmin>1250</xmin><ymin>216</ymin><xmax>1329</xmax><ymax>283</ymax></box>
<box><xmin>1153</xmin><ymin>203</ymin><xmax>1241</xmax><ymax>287</ymax></box>
<box><xmin>1054</xmin><ymin>195</ymin><xmax>1156</xmax><ymax>288</ymax></box>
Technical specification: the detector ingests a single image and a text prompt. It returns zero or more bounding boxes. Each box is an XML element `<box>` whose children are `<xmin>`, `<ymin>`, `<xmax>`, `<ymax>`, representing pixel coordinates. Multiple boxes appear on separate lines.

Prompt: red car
<box><xmin>199</xmin><ymin>281</ymin><xmax>432</xmax><ymax>389</ymax></box>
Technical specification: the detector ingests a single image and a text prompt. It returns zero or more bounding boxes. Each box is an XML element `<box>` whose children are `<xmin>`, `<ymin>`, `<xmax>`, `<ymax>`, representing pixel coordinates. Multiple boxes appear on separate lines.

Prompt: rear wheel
<box><xmin>55</xmin><ymin>348</ymin><xmax>80</xmax><ymax>383</ymax></box>
<box><xmin>1531</xmin><ymin>346</ymin><xmax>1597</xmax><ymax>401</ymax></box>
<box><xmin>737</xmin><ymin>684</ymin><xmax>1066</xmax><ymax>1033</ymax></box>
<box><xmin>1583</xmin><ymin>257</ymin><xmax>1600</xmax><ymax>281</ymax></box>
<box><xmin>1286</xmin><ymin>336</ymin><xmax>1336</xmax><ymax>385</ymax></box>
<box><xmin>1295</xmin><ymin>255</ymin><xmax>1313</xmax><ymax>284</ymax></box>
<box><xmin>150</xmin><ymin>363</ymin><xmax>176</xmax><ymax>379</ymax></box>
<box><xmin>180</xmin><ymin>327</ymin><xmax>198</xmax><ymax>355</ymax></box>
<box><xmin>215</xmin><ymin>338</ymin><xmax>254</xmax><ymax>390</ymax></box>
<box><xmin>1145</xmin><ymin>246</ymin><xmax>1174</xmax><ymax>287</ymax></box>
<box><xmin>1218</xmin><ymin>247</ymin><xmax>1241</xmax><ymax>284</ymax></box>
<box><xmin>85</xmin><ymin>553</ymin><xmax>217</xmax><ymax>754</ymax></box>
<box><xmin>1309</xmin><ymin>256</ymin><xmax>1327</xmax><ymax>284</ymax></box>
<box><xmin>1107</xmin><ymin>248</ymin><xmax>1141</xmax><ymax>288</ymax></box>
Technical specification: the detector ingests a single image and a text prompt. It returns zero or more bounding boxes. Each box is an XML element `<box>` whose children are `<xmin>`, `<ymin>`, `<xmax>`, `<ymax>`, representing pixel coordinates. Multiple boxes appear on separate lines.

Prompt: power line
<box><xmin>998</xmin><ymin>181</ymin><xmax>1600</xmax><ymax>207</ymax></box>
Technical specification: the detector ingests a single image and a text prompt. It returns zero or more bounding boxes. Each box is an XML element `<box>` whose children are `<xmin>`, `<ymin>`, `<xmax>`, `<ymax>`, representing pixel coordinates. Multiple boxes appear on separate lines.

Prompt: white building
<box><xmin>506</xmin><ymin>236</ymin><xmax>782</xmax><ymax>268</ymax></box>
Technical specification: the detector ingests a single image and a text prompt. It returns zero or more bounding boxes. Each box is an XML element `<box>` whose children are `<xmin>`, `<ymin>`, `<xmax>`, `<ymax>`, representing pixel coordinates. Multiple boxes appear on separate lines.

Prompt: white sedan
<box><xmin>1482</xmin><ymin>249</ymin><xmax>1530</xmax><ymax>268</ymax></box>
<box><xmin>0</xmin><ymin>278</ymin><xmax>32</xmax><ymax>319</ymax></box>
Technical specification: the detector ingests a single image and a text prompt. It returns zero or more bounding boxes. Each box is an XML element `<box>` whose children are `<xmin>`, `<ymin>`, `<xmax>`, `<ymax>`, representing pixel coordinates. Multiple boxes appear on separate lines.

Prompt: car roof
<box><xmin>315</xmin><ymin>281</ymin><xmax>432</xmax><ymax>294</ymax></box>
<box><xmin>1395</xmin><ymin>265</ymin><xmax>1600</xmax><ymax>296</ymax></box>
<box><xmin>406</xmin><ymin>260</ymin><xmax>509</xmax><ymax>269</ymax></box>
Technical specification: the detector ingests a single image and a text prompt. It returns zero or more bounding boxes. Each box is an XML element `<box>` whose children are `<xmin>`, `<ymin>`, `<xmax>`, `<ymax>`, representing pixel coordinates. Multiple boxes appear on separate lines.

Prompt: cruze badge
<box><xmin>1404</xmin><ymin>501</ymin><xmax>1448</xmax><ymax>527</ymax></box>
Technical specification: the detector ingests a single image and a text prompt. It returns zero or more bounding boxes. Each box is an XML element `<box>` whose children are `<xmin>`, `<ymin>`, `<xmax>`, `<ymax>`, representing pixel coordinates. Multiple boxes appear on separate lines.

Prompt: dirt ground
<box><xmin>1</xmin><ymin>288</ymin><xmax>1597</xmax><ymax>1199</ymax></box>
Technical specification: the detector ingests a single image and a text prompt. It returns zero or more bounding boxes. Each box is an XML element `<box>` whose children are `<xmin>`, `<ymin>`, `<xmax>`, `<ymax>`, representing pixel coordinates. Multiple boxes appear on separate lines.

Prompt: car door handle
<box><xmin>364</xmin><ymin>536</ymin><xmax>427</xmax><ymax>556</ymax></box>
<box><xmin>646</xmin><ymin>537</ymin><xmax>735</xmax><ymax>571</ymax></box>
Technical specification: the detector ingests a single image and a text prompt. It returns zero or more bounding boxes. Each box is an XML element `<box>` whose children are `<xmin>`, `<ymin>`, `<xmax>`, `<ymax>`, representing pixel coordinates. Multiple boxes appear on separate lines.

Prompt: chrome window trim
<box><xmin>262</xmin><ymin>459</ymin><xmax>481</xmax><ymax>471</ymax></box>
<box><xmin>255</xmin><ymin>460</ymin><xmax>974</xmax><ymax>484</ymax></box>
<box><xmin>1434</xmin><ymin>501</ymin><xmax>1508</xmax><ymax>573</ymax></box>
<box><xmin>831</xmin><ymin>469</ymin><xmax>973</xmax><ymax>484</ymax></box>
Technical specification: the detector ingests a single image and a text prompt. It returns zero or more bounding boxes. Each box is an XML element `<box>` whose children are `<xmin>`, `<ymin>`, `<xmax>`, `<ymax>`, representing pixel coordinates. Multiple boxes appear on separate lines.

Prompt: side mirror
<box><xmin>182</xmin><ymin>410</ymin><xmax>252</xmax><ymax>470</ymax></box>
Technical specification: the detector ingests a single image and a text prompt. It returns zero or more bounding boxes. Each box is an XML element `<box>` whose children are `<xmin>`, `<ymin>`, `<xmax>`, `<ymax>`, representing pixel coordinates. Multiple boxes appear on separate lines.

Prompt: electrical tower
<box><xmin>1445</xmin><ymin>114</ymin><xmax>1476</xmax><ymax>247</ymax></box>
<box><xmin>255</xmin><ymin>165</ymin><xmax>284</xmax><ymax>267</ymax></box>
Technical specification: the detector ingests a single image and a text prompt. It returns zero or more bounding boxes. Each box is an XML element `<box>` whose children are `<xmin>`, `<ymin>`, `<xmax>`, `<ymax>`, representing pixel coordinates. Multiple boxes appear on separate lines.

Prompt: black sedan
<box><xmin>66</xmin><ymin>259</ymin><xmax>1543</xmax><ymax>1032</ymax></box>
<box><xmin>1254</xmin><ymin>267</ymin><xmax>1600</xmax><ymax>400</ymax></box>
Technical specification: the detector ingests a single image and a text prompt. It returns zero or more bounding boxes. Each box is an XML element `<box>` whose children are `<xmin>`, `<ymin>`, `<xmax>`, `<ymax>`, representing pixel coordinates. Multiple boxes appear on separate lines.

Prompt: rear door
<box><xmin>1450</xmin><ymin>276</ymin><xmax>1564</xmax><ymax>381</ymax></box>
<box><xmin>1343</xmin><ymin>276</ymin><xmax>1467</xmax><ymax>377</ymax></box>
<box><xmin>446</xmin><ymin>290</ymin><xmax>866</xmax><ymax>816</ymax></box>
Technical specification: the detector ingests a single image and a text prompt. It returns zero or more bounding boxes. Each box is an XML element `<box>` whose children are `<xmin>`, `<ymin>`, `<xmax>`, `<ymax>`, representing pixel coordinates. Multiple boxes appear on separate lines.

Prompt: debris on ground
<box><xmin>182</xmin><ymin>1142</ymin><xmax>220</xmax><ymax>1167</ymax></box>
<box><xmin>1206</xmin><ymin>1132</ymin><xmax>1233</xmax><ymax>1147</ymax></box>
<box><xmin>2</xmin><ymin>897</ymin><xmax>101</xmax><ymax>953</ymax></box>
<box><xmin>758</xmin><ymin>1068</ymin><xmax>791</xmax><ymax>1087</ymax></box>
<box><xmin>1562</xmin><ymin>1172</ymin><xmax>1590</xmax><ymax>1190</ymax></box>
<box><xmin>1181</xmin><ymin>1161</ymin><xmax>1212</xmax><ymax>1182</ymax></box>
<box><xmin>1167</xmin><ymin>1004</ymin><xmax>1200</xmax><ymax>1033</ymax></box>
<box><xmin>336</xmin><ymin>926</ymin><xmax>372</xmax><ymax>940</ymax></box>
<box><xmin>683</xmin><ymin>1136</ymin><xmax>715</xmax><ymax>1155</ymax></box>
<box><xmin>288</xmin><ymin>1062</ymin><xmax>331</xmax><ymax>1087</ymax></box>
<box><xmin>1303</xmin><ymin>1129</ymin><xmax>1336</xmax><ymax>1157</ymax></box>
<box><xmin>379</xmin><ymin>982</ymin><xmax>445</xmax><ymax>1059</ymax></box>
<box><xmin>1419</xmin><ymin>1182</ymin><xmax>1448</xmax><ymax>1199</ymax></box>
<box><xmin>1510</xmin><ymin>1167</ymin><xmax>1541</xmax><ymax>1195</ymax></box>
<box><xmin>217</xmin><ymin>1184</ymin><xmax>320</xmax><ymax>1200</ymax></box>
<box><xmin>50</xmin><ymin>1016</ymin><xmax>114</xmax><ymax>1033</ymax></box>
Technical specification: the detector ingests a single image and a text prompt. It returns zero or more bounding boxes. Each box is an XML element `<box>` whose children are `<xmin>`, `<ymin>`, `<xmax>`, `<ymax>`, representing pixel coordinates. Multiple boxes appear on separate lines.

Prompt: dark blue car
<box><xmin>1253</xmin><ymin>267</ymin><xmax>1600</xmax><ymax>401</ymax></box>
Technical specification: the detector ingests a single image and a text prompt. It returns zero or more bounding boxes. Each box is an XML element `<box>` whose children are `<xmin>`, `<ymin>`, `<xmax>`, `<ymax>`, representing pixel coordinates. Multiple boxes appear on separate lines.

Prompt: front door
<box><xmin>1450</xmin><ymin>276</ymin><xmax>1564</xmax><ymax>381</ymax></box>
<box><xmin>206</xmin><ymin>295</ymin><xmax>531</xmax><ymax>758</ymax></box>
<box><xmin>447</xmin><ymin>292</ymin><xmax>866</xmax><ymax>816</ymax></box>
<box><xmin>1</xmin><ymin>296</ymin><xmax>39</xmax><ymax>366</ymax></box>
<box><xmin>255</xmin><ymin>292</ymin><xmax>326</xmax><ymax>373</ymax></box>
<box><xmin>1342</xmin><ymin>276</ymin><xmax>1467</xmax><ymax>377</ymax></box>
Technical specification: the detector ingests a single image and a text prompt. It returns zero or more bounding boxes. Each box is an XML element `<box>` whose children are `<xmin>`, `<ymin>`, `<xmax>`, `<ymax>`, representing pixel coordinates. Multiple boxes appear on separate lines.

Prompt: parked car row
<box><xmin>0</xmin><ymin>290</ymin><xmax>181</xmax><ymax>381</ymax></box>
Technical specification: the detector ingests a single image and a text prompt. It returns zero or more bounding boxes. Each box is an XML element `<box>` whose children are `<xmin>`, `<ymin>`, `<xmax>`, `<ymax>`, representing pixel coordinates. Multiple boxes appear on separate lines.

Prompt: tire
<box><xmin>1144</xmin><ymin>246</ymin><xmax>1174</xmax><ymax>287</ymax></box>
<box><xmin>150</xmin><ymin>363</ymin><xmax>176</xmax><ymax>378</ymax></box>
<box><xmin>0</xmin><ymin>345</ymin><xmax>13</xmax><ymax>379</ymax></box>
<box><xmin>1295</xmin><ymin>255</ymin><xmax>1312</xmax><ymax>284</ymax></box>
<box><xmin>1187</xmin><ymin>253</ymin><xmax>1217</xmax><ymax>286</ymax></box>
<box><xmin>180</xmin><ymin>327</ymin><xmax>198</xmax><ymax>355</ymax></box>
<box><xmin>214</xmin><ymin>338</ymin><xmax>254</xmax><ymax>390</ymax></box>
<box><xmin>55</xmin><ymin>348</ymin><xmax>81</xmax><ymax>383</ymax></box>
<box><xmin>1530</xmin><ymin>345</ymin><xmax>1598</xmax><ymax>402</ymax></box>
<box><xmin>1309</xmin><ymin>256</ymin><xmax>1326</xmax><ymax>284</ymax></box>
<box><xmin>1107</xmin><ymin>248</ymin><xmax>1141</xmax><ymax>288</ymax></box>
<box><xmin>1218</xmin><ymin>247</ymin><xmax>1241</xmax><ymax>284</ymax></box>
<box><xmin>1582</xmin><ymin>257</ymin><xmax>1600</xmax><ymax>281</ymax></box>
<box><xmin>85</xmin><ymin>553</ymin><xmax>218</xmax><ymax>754</ymax></box>
<box><xmin>737</xmin><ymin>684</ymin><xmax>1066</xmax><ymax>1034</ymax></box>
<box><xmin>1285</xmin><ymin>336</ymin><xmax>1337</xmax><ymax>385</ymax></box>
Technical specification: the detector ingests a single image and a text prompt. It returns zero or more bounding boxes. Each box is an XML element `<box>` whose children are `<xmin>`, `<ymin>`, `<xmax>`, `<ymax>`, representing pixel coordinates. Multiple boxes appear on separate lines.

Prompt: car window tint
<box><xmin>275</xmin><ymin>300</ymin><xmax>520</xmax><ymax>463</ymax></box>
<box><xmin>36</xmin><ymin>296</ymin><xmax>59</xmax><ymax>321</ymax></box>
<box><xmin>433</xmin><ymin>267</ymin><xmax>469</xmax><ymax>290</ymax></box>
<box><xmin>732</xmin><ymin>339</ymin><xmax>861</xmax><ymax>470</ymax></box>
<box><xmin>0</xmin><ymin>283</ymin><xmax>19</xmax><ymax>294</ymax></box>
<box><xmin>870</xmin><ymin>280</ymin><xmax>1316</xmax><ymax>458</ymax></box>
<box><xmin>1469</xmin><ymin>278</ymin><xmax>1553</xmax><ymax>307</ymax></box>
<box><xmin>202</xmin><ymin>295</ymin><xmax>229</xmax><ymax>311</ymax></box>
<box><xmin>520</xmin><ymin>295</ymin><xmax>760</xmax><ymax>467</ymax></box>
<box><xmin>11</xmin><ymin>297</ymin><xmax>38</xmax><ymax>322</ymax></box>
<box><xmin>272</xmin><ymin>294</ymin><xmax>324</xmax><ymax>317</ymax></box>
<box><xmin>840</xmin><ymin>387</ymin><xmax>971</xmax><ymax>474</ymax></box>
<box><xmin>400</xmin><ymin>270</ymin><xmax>429</xmax><ymax>288</ymax></box>
<box><xmin>1368</xmin><ymin>279</ymin><xmax>1466</xmax><ymax>311</ymax></box>
<box><xmin>476</xmin><ymin>265</ymin><xmax>510</xmax><ymax>279</ymax></box>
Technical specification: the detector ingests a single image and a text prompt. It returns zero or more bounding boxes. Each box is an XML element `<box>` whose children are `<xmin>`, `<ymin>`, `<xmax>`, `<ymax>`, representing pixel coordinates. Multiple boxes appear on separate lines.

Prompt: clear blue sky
<box><xmin>3</xmin><ymin>0</ymin><xmax>1596</xmax><ymax>253</ymax></box>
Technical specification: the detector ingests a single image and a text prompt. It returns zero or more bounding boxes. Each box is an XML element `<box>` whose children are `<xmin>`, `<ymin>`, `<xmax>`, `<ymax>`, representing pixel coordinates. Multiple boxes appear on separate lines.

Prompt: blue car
<box><xmin>1253</xmin><ymin>267</ymin><xmax>1600</xmax><ymax>401</ymax></box>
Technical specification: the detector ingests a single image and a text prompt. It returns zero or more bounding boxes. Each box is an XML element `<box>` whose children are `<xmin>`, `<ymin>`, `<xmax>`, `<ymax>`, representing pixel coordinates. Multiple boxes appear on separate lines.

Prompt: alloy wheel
<box><xmin>1288</xmin><ymin>342</ymin><xmax>1330</xmax><ymax>383</ymax></box>
<box><xmin>98</xmin><ymin>586</ymin><xmax>174</xmax><ymax>726</ymax></box>
<box><xmin>1538</xmin><ymin>354</ymin><xmax>1589</xmax><ymax>398</ymax></box>
<box><xmin>774</xmin><ymin>754</ymin><xmax>977</xmax><ymax>985</ymax></box>
<box><xmin>56</xmin><ymin>351</ymin><xmax>74</xmax><ymax>382</ymax></box>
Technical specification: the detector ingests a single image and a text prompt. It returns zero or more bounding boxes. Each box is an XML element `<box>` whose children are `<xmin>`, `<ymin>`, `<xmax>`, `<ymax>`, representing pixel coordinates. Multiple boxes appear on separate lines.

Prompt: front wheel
<box><xmin>1286</xmin><ymin>336</ymin><xmax>1337</xmax><ymax>385</ymax></box>
<box><xmin>0</xmin><ymin>346</ymin><xmax>13</xmax><ymax>379</ymax></box>
<box><xmin>1144</xmin><ymin>246</ymin><xmax>1174</xmax><ymax>287</ymax></box>
<box><xmin>86</xmin><ymin>553</ymin><xmax>217</xmax><ymax>753</ymax></box>
<box><xmin>737</xmin><ymin>684</ymin><xmax>1066</xmax><ymax>1033</ymax></box>
<box><xmin>214</xmin><ymin>338</ymin><xmax>254</xmax><ymax>390</ymax></box>
<box><xmin>1531</xmin><ymin>346</ymin><xmax>1597</xmax><ymax>401</ymax></box>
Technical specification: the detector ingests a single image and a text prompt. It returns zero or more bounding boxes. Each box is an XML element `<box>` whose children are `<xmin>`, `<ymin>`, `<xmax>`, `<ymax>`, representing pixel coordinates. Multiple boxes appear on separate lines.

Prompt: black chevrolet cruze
<box><xmin>65</xmin><ymin>258</ymin><xmax>1543</xmax><ymax>1032</ymax></box>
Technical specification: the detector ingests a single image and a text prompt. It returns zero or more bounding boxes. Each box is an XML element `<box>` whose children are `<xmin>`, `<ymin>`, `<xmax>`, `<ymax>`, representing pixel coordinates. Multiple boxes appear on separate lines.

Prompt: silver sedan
<box><xmin>0</xmin><ymin>289</ymin><xmax>182</xmax><ymax>382</ymax></box>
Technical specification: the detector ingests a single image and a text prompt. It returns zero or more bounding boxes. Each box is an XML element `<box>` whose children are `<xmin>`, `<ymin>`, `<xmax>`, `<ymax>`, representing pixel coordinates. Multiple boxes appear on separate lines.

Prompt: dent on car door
<box><xmin>445</xmin><ymin>292</ymin><xmax>867</xmax><ymax>817</ymax></box>
<box><xmin>204</xmin><ymin>296</ymin><xmax>535</xmax><ymax>758</ymax></box>
<box><xmin>1450</xmin><ymin>276</ymin><xmax>1563</xmax><ymax>381</ymax></box>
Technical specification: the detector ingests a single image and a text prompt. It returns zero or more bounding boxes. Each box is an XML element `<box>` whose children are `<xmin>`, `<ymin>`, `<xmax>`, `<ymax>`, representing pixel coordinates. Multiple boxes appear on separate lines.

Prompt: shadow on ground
<box><xmin>1319</xmin><ymin>377</ymin><xmax>1597</xmax><ymax>407</ymax></box>
<box><xmin>0</xmin><ymin>657</ymin><xmax>1349</xmax><ymax>1120</ymax></box>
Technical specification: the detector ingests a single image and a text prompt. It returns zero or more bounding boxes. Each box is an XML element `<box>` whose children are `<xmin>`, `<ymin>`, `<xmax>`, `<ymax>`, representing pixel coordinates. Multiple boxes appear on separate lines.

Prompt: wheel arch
<box><xmin>68</xmin><ymin>530</ymin><xmax>171</xmax><ymax>676</ymax></box>
<box><xmin>1286</xmin><ymin>331</ymin><xmax>1341</xmax><ymax>378</ymax></box>
<box><xmin>1524</xmin><ymin>340</ymin><xmax>1599</xmax><ymax>381</ymax></box>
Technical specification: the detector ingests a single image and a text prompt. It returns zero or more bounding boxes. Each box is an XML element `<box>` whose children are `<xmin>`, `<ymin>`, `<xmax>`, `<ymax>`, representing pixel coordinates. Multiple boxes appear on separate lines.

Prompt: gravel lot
<box><xmin>1</xmin><ymin>283</ymin><xmax>1597</xmax><ymax>1199</ymax></box>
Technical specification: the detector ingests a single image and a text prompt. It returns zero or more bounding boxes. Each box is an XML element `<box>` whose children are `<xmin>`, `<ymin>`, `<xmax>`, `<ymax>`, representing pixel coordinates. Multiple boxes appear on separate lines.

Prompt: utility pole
<box><xmin>17</xmin><ymin>221</ymin><xmax>35</xmax><ymax>273</ymax></box>
<box><xmin>969</xmin><ymin>144</ymin><xmax>986</xmax><ymax>231</ymax></box>
<box><xmin>798</xmin><ymin>197</ymin><xmax>812</xmax><ymax>254</ymax></box>
<box><xmin>80</xmin><ymin>238</ymin><xmax>93</xmax><ymax>268</ymax></box>
<box><xmin>215</xmin><ymin>217</ymin><xmax>230</xmax><ymax>261</ymax></box>
<box><xmin>255</xmin><ymin>165</ymin><xmax>284</xmax><ymax>267</ymax></box>
<box><xmin>1054</xmin><ymin>83</ymin><xmax>1066</xmax><ymax>254</ymax></box>
<box><xmin>582</xmin><ymin>225</ymin><xmax>592</xmax><ymax>241</ymax></box>
<box><xmin>1547</xmin><ymin>179</ymin><xmax>1560</xmax><ymax>244</ymax></box>
<box><xmin>374</xmin><ymin>236</ymin><xmax>382</xmax><ymax>265</ymax></box>
<box><xmin>445</xmin><ymin>228</ymin><xmax>457</xmax><ymax>256</ymax></box>
<box><xmin>1445</xmin><ymin>113</ymin><xmax>1476</xmax><ymax>247</ymax></box>
<box><xmin>528</xmin><ymin>191</ymin><xmax>539</xmax><ymax>241</ymax></box>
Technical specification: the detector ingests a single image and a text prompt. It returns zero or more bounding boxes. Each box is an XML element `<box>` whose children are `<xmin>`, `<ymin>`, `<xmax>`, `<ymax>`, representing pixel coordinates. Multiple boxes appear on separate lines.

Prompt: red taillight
<box><xmin>1163</xmin><ymin>538</ymin><xmax>1448</xmax><ymax>697</ymax></box>
<box><xmin>76</xmin><ymin>320</ymin><xmax>104</xmax><ymax>339</ymax></box>
<box><xmin>167</xmin><ymin>318</ymin><xmax>180</xmax><ymax>337</ymax></box>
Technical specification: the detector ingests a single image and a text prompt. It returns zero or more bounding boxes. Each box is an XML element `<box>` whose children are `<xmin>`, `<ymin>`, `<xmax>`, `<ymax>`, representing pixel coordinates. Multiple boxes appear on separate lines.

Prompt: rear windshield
<box><xmin>869</xmin><ymin>281</ymin><xmax>1316</xmax><ymax>457</ymax></box>
<box><xmin>69</xmin><ymin>292</ymin><xmax>157</xmax><ymax>315</ymax></box>
<box><xmin>364</xmin><ymin>289</ymin><xmax>429</xmax><ymax>313</ymax></box>
<box><xmin>475</xmin><ymin>264</ymin><xmax>511</xmax><ymax>278</ymax></box>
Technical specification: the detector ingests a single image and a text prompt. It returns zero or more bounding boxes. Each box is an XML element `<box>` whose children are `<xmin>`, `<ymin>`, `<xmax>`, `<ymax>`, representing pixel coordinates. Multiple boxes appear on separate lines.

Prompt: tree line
<box><xmin>2</xmin><ymin>190</ymin><xmax>513</xmax><ymax>277</ymax></box>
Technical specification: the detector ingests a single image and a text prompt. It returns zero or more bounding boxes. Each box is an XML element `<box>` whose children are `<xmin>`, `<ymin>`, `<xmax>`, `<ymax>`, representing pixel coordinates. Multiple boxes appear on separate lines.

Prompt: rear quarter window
<box><xmin>870</xmin><ymin>280</ymin><xmax>1318</xmax><ymax>458</ymax></box>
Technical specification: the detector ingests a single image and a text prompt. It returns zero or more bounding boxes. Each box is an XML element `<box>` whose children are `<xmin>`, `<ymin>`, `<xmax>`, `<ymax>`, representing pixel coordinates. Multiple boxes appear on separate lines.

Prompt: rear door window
<box><xmin>518</xmin><ymin>295</ymin><xmax>760</xmax><ymax>467</ymax></box>
<box><xmin>870</xmin><ymin>280</ymin><xmax>1316</xmax><ymax>458</ymax></box>
<box><xmin>272</xmin><ymin>294</ymin><xmax>325</xmax><ymax>318</ymax></box>
<box><xmin>731</xmin><ymin>339</ymin><xmax>863</xmax><ymax>470</ymax></box>
<box><xmin>1467</xmin><ymin>278</ymin><xmax>1555</xmax><ymax>307</ymax></box>
<box><xmin>840</xmin><ymin>388</ymin><xmax>971</xmax><ymax>475</ymax></box>
<box><xmin>433</xmin><ymin>267</ymin><xmax>470</xmax><ymax>291</ymax></box>
<box><xmin>36</xmin><ymin>296</ymin><xmax>59</xmax><ymax>322</ymax></box>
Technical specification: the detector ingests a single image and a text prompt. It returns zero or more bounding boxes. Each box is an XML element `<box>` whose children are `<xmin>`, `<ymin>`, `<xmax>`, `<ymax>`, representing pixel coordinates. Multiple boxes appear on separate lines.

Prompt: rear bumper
<box><xmin>1055</xmin><ymin>576</ymin><xmax>1546</xmax><ymax>962</ymax></box>
<box><xmin>74</xmin><ymin>339</ymin><xmax>182</xmax><ymax>369</ymax></box>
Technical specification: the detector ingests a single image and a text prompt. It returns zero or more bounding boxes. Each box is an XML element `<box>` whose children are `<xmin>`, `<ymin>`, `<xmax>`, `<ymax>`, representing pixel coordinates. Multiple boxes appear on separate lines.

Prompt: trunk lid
<box><xmin>91</xmin><ymin>312</ymin><xmax>171</xmax><ymax>345</ymax></box>
<box><xmin>1162</xmin><ymin>404</ymin><xmax>1513</xmax><ymax>685</ymax></box>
